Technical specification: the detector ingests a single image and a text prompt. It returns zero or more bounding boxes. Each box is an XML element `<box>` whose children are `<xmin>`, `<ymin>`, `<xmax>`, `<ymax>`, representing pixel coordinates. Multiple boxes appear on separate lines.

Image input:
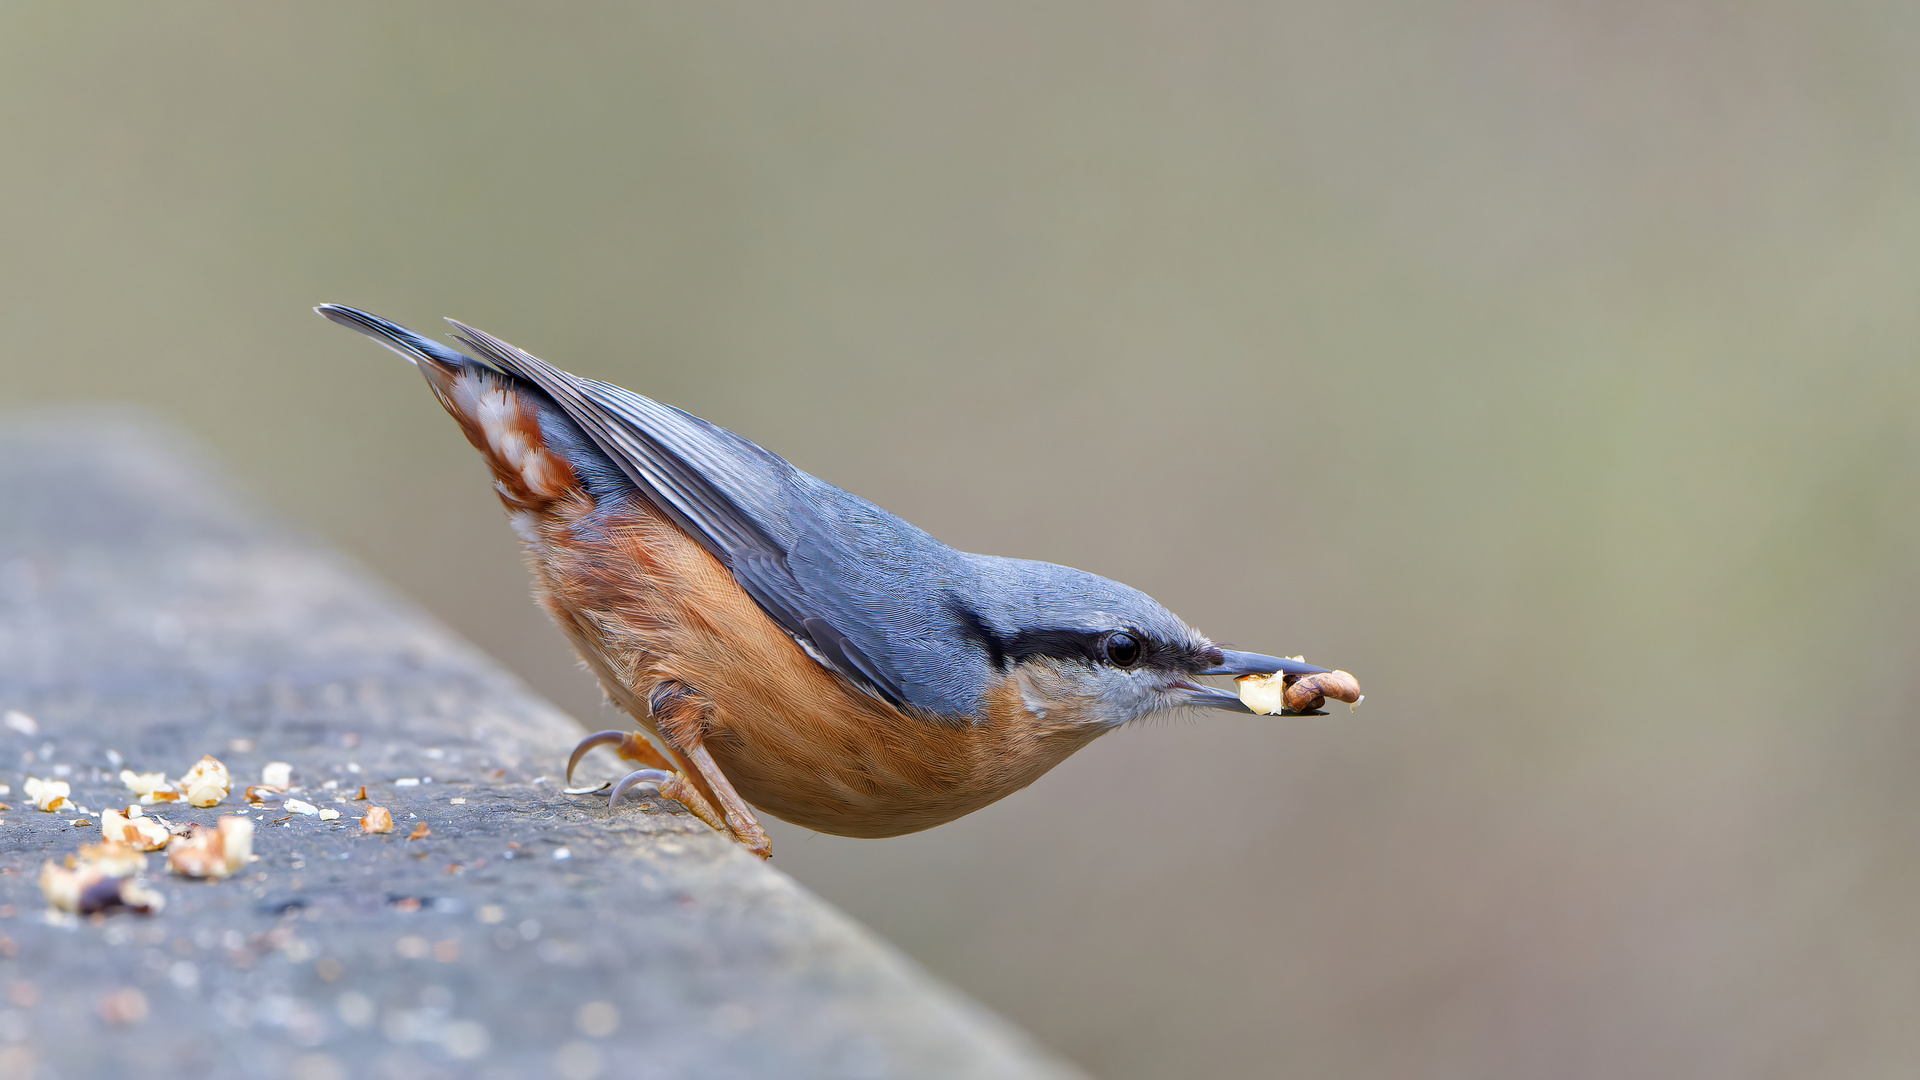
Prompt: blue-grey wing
<box><xmin>444</xmin><ymin>320</ymin><xmax>959</xmax><ymax>715</ymax></box>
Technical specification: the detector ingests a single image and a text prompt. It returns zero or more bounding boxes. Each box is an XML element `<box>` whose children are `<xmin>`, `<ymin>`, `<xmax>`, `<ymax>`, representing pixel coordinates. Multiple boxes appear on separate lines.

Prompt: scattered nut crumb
<box><xmin>23</xmin><ymin>777</ymin><xmax>70</xmax><ymax>813</ymax></box>
<box><xmin>101</xmin><ymin>807</ymin><xmax>170</xmax><ymax>852</ymax></box>
<box><xmin>261</xmin><ymin>762</ymin><xmax>292</xmax><ymax>789</ymax></box>
<box><xmin>119</xmin><ymin>770</ymin><xmax>172</xmax><ymax>797</ymax></box>
<box><xmin>361</xmin><ymin>807</ymin><xmax>393</xmax><ymax>834</ymax></box>
<box><xmin>39</xmin><ymin>843</ymin><xmax>164</xmax><ymax>916</ymax></box>
<box><xmin>244</xmin><ymin>785</ymin><xmax>285</xmax><ymax>804</ymax></box>
<box><xmin>179</xmin><ymin>755</ymin><xmax>231</xmax><ymax>808</ymax></box>
<box><xmin>3</xmin><ymin>711</ymin><xmax>38</xmax><ymax>736</ymax></box>
<box><xmin>284</xmin><ymin>799</ymin><xmax>320</xmax><ymax>816</ymax></box>
<box><xmin>96</xmin><ymin>987</ymin><xmax>148</xmax><ymax>1026</ymax></box>
<box><xmin>318</xmin><ymin>808</ymin><xmax>340</xmax><ymax>821</ymax></box>
<box><xmin>577</xmin><ymin>1000</ymin><xmax>620</xmax><ymax>1037</ymax></box>
<box><xmin>166</xmin><ymin>816</ymin><xmax>255</xmax><ymax>879</ymax></box>
<box><xmin>407</xmin><ymin>822</ymin><xmax>430</xmax><ymax>840</ymax></box>
<box><xmin>353</xmin><ymin>786</ymin><xmax>368</xmax><ymax>801</ymax></box>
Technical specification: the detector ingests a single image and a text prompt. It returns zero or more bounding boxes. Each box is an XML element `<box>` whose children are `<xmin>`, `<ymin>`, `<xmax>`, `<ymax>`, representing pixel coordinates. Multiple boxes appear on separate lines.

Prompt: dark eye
<box><xmin>1103</xmin><ymin>631</ymin><xmax>1142</xmax><ymax>668</ymax></box>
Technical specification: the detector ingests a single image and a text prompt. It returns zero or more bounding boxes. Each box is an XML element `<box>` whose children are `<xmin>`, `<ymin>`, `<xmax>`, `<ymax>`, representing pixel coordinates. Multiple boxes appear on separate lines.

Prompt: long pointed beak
<box><xmin>1175</xmin><ymin>683</ymin><xmax>1257</xmax><ymax>713</ymax></box>
<box><xmin>1200</xmin><ymin>650</ymin><xmax>1329</xmax><ymax>678</ymax></box>
<box><xmin>1174</xmin><ymin>650</ymin><xmax>1334</xmax><ymax>714</ymax></box>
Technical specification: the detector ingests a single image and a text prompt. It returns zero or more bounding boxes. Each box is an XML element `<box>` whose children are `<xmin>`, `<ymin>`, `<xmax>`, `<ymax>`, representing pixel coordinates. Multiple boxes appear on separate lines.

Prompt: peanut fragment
<box><xmin>40</xmin><ymin>843</ymin><xmax>164</xmax><ymax>915</ymax></box>
<box><xmin>166</xmin><ymin>816</ymin><xmax>254</xmax><ymax>879</ymax></box>
<box><xmin>100</xmin><ymin>807</ymin><xmax>169</xmax><ymax>852</ymax></box>
<box><xmin>1237</xmin><ymin>666</ymin><xmax>1365</xmax><ymax>715</ymax></box>
<box><xmin>361</xmin><ymin>806</ymin><xmax>394</xmax><ymax>834</ymax></box>
<box><xmin>179</xmin><ymin>755</ymin><xmax>231</xmax><ymax>808</ymax></box>
<box><xmin>1281</xmin><ymin>669</ymin><xmax>1364</xmax><ymax>712</ymax></box>
<box><xmin>23</xmin><ymin>778</ymin><xmax>70</xmax><ymax>813</ymax></box>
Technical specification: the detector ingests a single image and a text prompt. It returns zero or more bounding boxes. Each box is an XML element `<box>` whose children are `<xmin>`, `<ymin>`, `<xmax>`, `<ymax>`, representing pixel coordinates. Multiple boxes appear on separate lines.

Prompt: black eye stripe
<box><xmin>1001</xmin><ymin>627</ymin><xmax>1107</xmax><ymax>667</ymax></box>
<box><xmin>997</xmin><ymin>627</ymin><xmax>1209</xmax><ymax>672</ymax></box>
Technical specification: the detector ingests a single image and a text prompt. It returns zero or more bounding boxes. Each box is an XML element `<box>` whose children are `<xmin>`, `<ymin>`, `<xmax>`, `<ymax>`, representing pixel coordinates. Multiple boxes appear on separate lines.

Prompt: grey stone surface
<box><xmin>0</xmin><ymin>412</ymin><xmax>1086</xmax><ymax>1080</ymax></box>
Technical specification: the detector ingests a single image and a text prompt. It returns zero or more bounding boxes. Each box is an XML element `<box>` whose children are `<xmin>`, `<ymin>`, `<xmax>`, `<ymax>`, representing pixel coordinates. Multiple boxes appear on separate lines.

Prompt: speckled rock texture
<box><xmin>0</xmin><ymin>412</ymin><xmax>1085</xmax><ymax>1080</ymax></box>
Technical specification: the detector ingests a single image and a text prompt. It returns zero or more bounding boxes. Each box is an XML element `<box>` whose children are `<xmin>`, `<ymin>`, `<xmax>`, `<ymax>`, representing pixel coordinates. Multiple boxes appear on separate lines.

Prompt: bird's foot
<box><xmin>566</xmin><ymin>728</ymin><xmax>763</xmax><ymax>857</ymax></box>
<box><xmin>607</xmin><ymin>766</ymin><xmax>730</xmax><ymax>838</ymax></box>
<box><xmin>567</xmin><ymin>729</ymin><xmax>674</xmax><ymax>785</ymax></box>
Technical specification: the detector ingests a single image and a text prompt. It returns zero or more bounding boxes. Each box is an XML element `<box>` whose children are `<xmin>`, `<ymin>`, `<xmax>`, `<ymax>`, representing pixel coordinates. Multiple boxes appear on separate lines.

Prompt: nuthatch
<box><xmin>318</xmin><ymin>305</ymin><xmax>1343</xmax><ymax>859</ymax></box>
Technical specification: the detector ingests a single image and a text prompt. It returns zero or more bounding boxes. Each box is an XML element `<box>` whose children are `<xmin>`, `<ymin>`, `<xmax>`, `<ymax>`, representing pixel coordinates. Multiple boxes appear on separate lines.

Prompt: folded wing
<box><xmin>445</xmin><ymin>320</ymin><xmax>945</xmax><ymax>716</ymax></box>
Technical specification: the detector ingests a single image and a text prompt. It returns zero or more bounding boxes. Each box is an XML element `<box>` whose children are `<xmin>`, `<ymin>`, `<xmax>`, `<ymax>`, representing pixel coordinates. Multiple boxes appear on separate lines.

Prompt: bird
<box><xmin>317</xmin><ymin>305</ymin><xmax>1347</xmax><ymax>859</ymax></box>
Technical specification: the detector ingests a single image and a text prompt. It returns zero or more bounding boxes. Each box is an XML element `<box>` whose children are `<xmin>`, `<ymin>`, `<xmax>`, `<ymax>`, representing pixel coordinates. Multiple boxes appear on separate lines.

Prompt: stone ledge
<box><xmin>0</xmin><ymin>411</ymin><xmax>1085</xmax><ymax>1080</ymax></box>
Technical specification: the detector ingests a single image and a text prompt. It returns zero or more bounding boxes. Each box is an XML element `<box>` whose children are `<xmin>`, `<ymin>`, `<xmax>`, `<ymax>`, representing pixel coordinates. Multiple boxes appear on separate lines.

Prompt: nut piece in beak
<box><xmin>1237</xmin><ymin>667</ymin><xmax>1365</xmax><ymax>715</ymax></box>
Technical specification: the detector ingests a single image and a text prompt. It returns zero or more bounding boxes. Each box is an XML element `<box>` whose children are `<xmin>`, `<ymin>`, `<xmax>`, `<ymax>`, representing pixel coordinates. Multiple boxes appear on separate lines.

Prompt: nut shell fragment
<box><xmin>361</xmin><ymin>806</ymin><xmax>393</xmax><ymax>834</ymax></box>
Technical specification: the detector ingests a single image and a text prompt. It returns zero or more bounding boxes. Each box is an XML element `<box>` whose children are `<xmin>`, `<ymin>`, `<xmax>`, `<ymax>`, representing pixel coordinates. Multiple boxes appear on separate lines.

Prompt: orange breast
<box><xmin>523</xmin><ymin>480</ymin><xmax>1104</xmax><ymax>838</ymax></box>
<box><xmin>428</xmin><ymin>367</ymin><xmax>1109</xmax><ymax>837</ymax></box>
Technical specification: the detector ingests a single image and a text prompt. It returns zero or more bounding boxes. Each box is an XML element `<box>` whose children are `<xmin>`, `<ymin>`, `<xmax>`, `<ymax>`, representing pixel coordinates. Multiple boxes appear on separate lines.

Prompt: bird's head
<box><xmin>957</xmin><ymin>556</ymin><xmax>1326</xmax><ymax>728</ymax></box>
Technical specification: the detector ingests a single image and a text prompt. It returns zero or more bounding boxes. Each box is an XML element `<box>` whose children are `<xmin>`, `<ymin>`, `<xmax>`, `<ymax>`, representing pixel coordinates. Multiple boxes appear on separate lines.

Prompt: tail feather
<box><xmin>315</xmin><ymin>305</ymin><xmax>472</xmax><ymax>372</ymax></box>
<box><xmin>316</xmin><ymin>304</ymin><xmax>582</xmax><ymax>508</ymax></box>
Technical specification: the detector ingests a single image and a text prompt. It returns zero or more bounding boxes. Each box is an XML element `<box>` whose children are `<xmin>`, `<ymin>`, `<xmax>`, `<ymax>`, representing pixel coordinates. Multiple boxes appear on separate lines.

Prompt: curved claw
<box><xmin>608</xmin><ymin>768</ymin><xmax>676</xmax><ymax>808</ymax></box>
<box><xmin>566</xmin><ymin>730</ymin><xmax>634</xmax><ymax>787</ymax></box>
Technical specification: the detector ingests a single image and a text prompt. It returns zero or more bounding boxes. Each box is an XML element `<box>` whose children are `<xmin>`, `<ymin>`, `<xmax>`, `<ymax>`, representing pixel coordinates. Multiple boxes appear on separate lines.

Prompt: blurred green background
<box><xmin>6</xmin><ymin>3</ymin><xmax>1920</xmax><ymax>1076</ymax></box>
